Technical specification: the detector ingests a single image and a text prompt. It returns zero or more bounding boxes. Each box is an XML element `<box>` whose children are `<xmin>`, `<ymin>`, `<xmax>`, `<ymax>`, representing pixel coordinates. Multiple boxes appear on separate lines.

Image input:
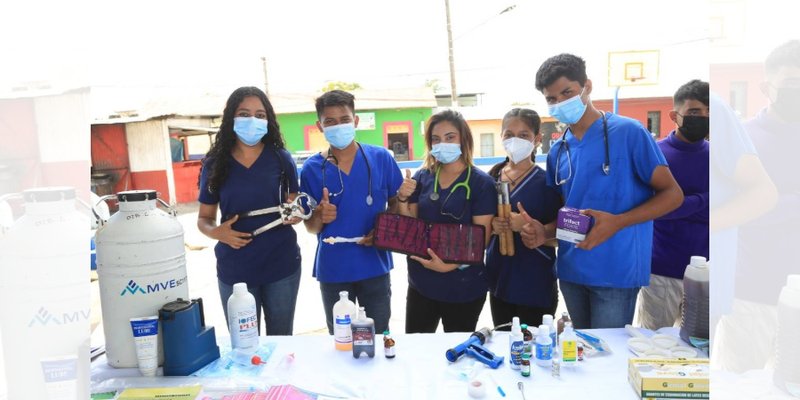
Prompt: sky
<box><xmin>0</xmin><ymin>0</ymin><xmax>792</xmax><ymax>109</ymax></box>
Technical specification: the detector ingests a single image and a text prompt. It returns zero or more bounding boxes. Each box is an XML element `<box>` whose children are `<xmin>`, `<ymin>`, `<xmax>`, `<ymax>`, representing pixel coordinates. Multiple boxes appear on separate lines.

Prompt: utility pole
<box><xmin>261</xmin><ymin>56</ymin><xmax>270</xmax><ymax>97</ymax></box>
<box><xmin>444</xmin><ymin>0</ymin><xmax>458</xmax><ymax>107</ymax></box>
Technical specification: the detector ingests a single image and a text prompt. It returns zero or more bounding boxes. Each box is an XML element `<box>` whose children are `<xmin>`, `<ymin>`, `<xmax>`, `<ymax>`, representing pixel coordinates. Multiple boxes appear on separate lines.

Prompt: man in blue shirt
<box><xmin>520</xmin><ymin>54</ymin><xmax>684</xmax><ymax>329</ymax></box>
<box><xmin>639</xmin><ymin>80</ymin><xmax>710</xmax><ymax>330</ymax></box>
<box><xmin>300</xmin><ymin>90</ymin><xmax>403</xmax><ymax>335</ymax></box>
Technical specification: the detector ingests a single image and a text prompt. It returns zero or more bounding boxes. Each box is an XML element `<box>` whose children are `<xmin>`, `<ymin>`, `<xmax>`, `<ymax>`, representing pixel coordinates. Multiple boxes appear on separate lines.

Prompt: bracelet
<box><xmin>397</xmin><ymin>196</ymin><xmax>409</xmax><ymax>203</ymax></box>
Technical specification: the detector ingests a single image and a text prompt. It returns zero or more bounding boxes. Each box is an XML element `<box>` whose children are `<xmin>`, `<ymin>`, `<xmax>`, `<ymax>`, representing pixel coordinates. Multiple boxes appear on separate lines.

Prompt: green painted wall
<box><xmin>276</xmin><ymin>107</ymin><xmax>432</xmax><ymax>160</ymax></box>
<box><xmin>276</xmin><ymin>112</ymin><xmax>316</xmax><ymax>152</ymax></box>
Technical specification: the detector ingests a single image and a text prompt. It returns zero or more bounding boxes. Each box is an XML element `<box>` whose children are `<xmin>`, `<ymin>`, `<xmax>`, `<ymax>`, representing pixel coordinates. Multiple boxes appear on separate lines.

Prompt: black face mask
<box><xmin>772</xmin><ymin>87</ymin><xmax>800</xmax><ymax>123</ymax></box>
<box><xmin>678</xmin><ymin>115</ymin><xmax>709</xmax><ymax>142</ymax></box>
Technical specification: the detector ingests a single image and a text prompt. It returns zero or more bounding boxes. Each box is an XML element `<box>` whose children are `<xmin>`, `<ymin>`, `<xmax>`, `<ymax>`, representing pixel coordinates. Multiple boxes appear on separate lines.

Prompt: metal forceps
<box><xmin>230</xmin><ymin>193</ymin><xmax>317</xmax><ymax>237</ymax></box>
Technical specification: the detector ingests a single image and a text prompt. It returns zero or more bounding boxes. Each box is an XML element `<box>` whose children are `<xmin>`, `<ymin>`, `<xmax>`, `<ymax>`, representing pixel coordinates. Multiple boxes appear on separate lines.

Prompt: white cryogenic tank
<box><xmin>0</xmin><ymin>187</ymin><xmax>90</xmax><ymax>400</ymax></box>
<box><xmin>95</xmin><ymin>190</ymin><xmax>189</xmax><ymax>368</ymax></box>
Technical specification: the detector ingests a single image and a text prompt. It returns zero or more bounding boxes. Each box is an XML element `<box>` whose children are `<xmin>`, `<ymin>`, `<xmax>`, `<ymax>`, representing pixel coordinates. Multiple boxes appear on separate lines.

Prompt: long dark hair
<box><xmin>200</xmin><ymin>86</ymin><xmax>286</xmax><ymax>194</ymax></box>
<box><xmin>422</xmin><ymin>109</ymin><xmax>474</xmax><ymax>171</ymax></box>
<box><xmin>488</xmin><ymin>108</ymin><xmax>541</xmax><ymax>180</ymax></box>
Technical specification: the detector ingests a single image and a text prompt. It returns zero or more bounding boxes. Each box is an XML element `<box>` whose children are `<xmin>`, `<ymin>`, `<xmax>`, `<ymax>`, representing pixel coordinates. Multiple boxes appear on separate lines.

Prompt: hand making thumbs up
<box><xmin>518</xmin><ymin>202</ymin><xmax>546</xmax><ymax>249</ymax></box>
<box><xmin>397</xmin><ymin>168</ymin><xmax>417</xmax><ymax>201</ymax></box>
<box><xmin>318</xmin><ymin>187</ymin><xmax>337</xmax><ymax>224</ymax></box>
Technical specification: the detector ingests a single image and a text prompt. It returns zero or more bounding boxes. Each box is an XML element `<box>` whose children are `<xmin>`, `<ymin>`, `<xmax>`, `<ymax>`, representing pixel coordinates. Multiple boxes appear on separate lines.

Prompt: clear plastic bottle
<box><xmin>228</xmin><ymin>283</ymin><xmax>258</xmax><ymax>351</ymax></box>
<box><xmin>535</xmin><ymin>325</ymin><xmax>553</xmax><ymax>367</ymax></box>
<box><xmin>333</xmin><ymin>291</ymin><xmax>356</xmax><ymax>351</ymax></box>
<box><xmin>351</xmin><ymin>307</ymin><xmax>375</xmax><ymax>359</ymax></box>
<box><xmin>680</xmin><ymin>256</ymin><xmax>709</xmax><ymax>345</ymax></box>
<box><xmin>560</xmin><ymin>322</ymin><xmax>578</xmax><ymax>368</ymax></box>
<box><xmin>774</xmin><ymin>275</ymin><xmax>800</xmax><ymax>396</ymax></box>
<box><xmin>543</xmin><ymin>314</ymin><xmax>557</xmax><ymax>355</ymax></box>
<box><xmin>509</xmin><ymin>317</ymin><xmax>524</xmax><ymax>370</ymax></box>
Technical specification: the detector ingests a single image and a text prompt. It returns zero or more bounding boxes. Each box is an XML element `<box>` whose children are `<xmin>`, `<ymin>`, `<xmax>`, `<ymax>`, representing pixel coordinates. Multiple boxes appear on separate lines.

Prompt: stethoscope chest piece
<box><xmin>429</xmin><ymin>192</ymin><xmax>440</xmax><ymax>201</ymax></box>
<box><xmin>366</xmin><ymin>195</ymin><xmax>373</xmax><ymax>206</ymax></box>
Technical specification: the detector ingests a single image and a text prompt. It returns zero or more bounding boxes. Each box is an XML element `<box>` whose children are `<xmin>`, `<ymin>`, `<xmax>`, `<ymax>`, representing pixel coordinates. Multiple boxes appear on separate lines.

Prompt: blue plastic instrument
<box><xmin>445</xmin><ymin>327</ymin><xmax>504</xmax><ymax>369</ymax></box>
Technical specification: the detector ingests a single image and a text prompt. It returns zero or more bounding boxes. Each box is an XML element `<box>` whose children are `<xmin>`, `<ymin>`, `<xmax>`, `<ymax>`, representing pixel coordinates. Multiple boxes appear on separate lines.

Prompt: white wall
<box><xmin>125</xmin><ymin>119</ymin><xmax>176</xmax><ymax>203</ymax></box>
<box><xmin>33</xmin><ymin>89</ymin><xmax>91</xmax><ymax>163</ymax></box>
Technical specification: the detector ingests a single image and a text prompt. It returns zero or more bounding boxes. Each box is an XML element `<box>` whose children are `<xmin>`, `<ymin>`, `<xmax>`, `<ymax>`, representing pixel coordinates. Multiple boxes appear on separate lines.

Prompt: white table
<box><xmin>91</xmin><ymin>328</ymin><xmax>682</xmax><ymax>399</ymax></box>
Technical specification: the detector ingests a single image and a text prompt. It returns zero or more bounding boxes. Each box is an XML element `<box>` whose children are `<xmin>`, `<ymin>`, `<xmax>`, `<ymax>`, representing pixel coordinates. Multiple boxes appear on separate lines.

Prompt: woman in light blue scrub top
<box><xmin>395</xmin><ymin>109</ymin><xmax>496</xmax><ymax>333</ymax></box>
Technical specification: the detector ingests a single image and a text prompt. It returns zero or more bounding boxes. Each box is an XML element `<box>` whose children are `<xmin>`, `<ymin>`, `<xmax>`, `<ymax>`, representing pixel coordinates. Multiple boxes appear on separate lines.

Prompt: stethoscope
<box><xmin>555</xmin><ymin>111</ymin><xmax>610</xmax><ymax>185</ymax></box>
<box><xmin>430</xmin><ymin>165</ymin><xmax>472</xmax><ymax>201</ymax></box>
<box><xmin>272</xmin><ymin>146</ymin><xmax>289</xmax><ymax>203</ymax></box>
<box><xmin>321</xmin><ymin>142</ymin><xmax>373</xmax><ymax>206</ymax></box>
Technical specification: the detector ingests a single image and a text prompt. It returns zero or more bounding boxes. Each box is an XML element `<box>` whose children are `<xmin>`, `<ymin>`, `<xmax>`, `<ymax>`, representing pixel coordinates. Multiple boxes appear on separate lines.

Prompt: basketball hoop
<box><xmin>608</xmin><ymin>50</ymin><xmax>659</xmax><ymax>87</ymax></box>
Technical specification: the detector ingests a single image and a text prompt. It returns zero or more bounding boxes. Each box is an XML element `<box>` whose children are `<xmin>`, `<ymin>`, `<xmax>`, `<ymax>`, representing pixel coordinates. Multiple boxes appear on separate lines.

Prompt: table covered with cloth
<box><xmin>91</xmin><ymin>328</ymin><xmax>695</xmax><ymax>399</ymax></box>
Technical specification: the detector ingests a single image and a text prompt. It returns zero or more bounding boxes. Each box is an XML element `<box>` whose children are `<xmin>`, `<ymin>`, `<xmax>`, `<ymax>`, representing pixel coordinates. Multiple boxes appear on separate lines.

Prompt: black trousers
<box><xmin>405</xmin><ymin>286</ymin><xmax>487</xmax><ymax>333</ymax></box>
<box><xmin>489</xmin><ymin>286</ymin><xmax>558</xmax><ymax>331</ymax></box>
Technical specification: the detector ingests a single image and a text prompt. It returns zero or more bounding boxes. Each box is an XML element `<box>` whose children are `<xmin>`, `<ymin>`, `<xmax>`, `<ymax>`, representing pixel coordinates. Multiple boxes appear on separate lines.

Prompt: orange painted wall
<box><xmin>710</xmin><ymin>63</ymin><xmax>766</xmax><ymax>120</ymax></box>
<box><xmin>91</xmin><ymin>123</ymin><xmax>131</xmax><ymax>194</ymax></box>
<box><xmin>173</xmin><ymin>161</ymin><xmax>202</xmax><ymax>203</ymax></box>
<box><xmin>468</xmin><ymin>120</ymin><xmax>502</xmax><ymax>157</ymax></box>
<box><xmin>594</xmin><ymin>97</ymin><xmax>674</xmax><ymax>139</ymax></box>
<box><xmin>130</xmin><ymin>170</ymin><xmax>170</xmax><ymax>203</ymax></box>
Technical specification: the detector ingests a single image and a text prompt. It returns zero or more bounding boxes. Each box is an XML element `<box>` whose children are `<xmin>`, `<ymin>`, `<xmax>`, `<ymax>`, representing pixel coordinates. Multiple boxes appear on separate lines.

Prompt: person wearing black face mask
<box><xmin>723</xmin><ymin>39</ymin><xmax>800</xmax><ymax>373</ymax></box>
<box><xmin>637</xmin><ymin>79</ymin><xmax>709</xmax><ymax>331</ymax></box>
<box><xmin>678</xmin><ymin>113</ymin><xmax>709</xmax><ymax>142</ymax></box>
<box><xmin>768</xmin><ymin>86</ymin><xmax>800</xmax><ymax>123</ymax></box>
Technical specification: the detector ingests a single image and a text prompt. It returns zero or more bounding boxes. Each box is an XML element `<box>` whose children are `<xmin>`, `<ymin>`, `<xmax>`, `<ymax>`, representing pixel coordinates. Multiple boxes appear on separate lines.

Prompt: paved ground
<box><xmin>90</xmin><ymin>197</ymin><xmax>567</xmax><ymax>344</ymax></box>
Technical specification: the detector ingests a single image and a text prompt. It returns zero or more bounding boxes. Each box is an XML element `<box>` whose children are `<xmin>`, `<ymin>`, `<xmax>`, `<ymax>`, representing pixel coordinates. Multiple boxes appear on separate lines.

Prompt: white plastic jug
<box><xmin>333</xmin><ymin>291</ymin><xmax>356</xmax><ymax>351</ymax></box>
<box><xmin>228</xmin><ymin>283</ymin><xmax>258</xmax><ymax>351</ymax></box>
<box><xmin>680</xmin><ymin>256</ymin><xmax>709</xmax><ymax>345</ymax></box>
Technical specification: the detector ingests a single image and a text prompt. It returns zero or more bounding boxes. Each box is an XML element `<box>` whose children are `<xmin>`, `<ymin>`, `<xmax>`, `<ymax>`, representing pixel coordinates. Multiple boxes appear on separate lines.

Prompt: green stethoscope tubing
<box><xmin>430</xmin><ymin>164</ymin><xmax>472</xmax><ymax>201</ymax></box>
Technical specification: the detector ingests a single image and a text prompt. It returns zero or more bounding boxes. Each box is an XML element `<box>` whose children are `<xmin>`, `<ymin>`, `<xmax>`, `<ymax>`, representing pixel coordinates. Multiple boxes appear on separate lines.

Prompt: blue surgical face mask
<box><xmin>233</xmin><ymin>117</ymin><xmax>268</xmax><ymax>146</ymax></box>
<box><xmin>430</xmin><ymin>142</ymin><xmax>462</xmax><ymax>164</ymax></box>
<box><xmin>548</xmin><ymin>87</ymin><xmax>587</xmax><ymax>125</ymax></box>
<box><xmin>323</xmin><ymin>122</ymin><xmax>356</xmax><ymax>150</ymax></box>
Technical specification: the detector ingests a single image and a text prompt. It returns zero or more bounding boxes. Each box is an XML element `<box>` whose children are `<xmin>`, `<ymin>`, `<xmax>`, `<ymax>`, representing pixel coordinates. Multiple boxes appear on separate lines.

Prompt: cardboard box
<box><xmin>628</xmin><ymin>358</ymin><xmax>709</xmax><ymax>399</ymax></box>
<box><xmin>555</xmin><ymin>207</ymin><xmax>593</xmax><ymax>243</ymax></box>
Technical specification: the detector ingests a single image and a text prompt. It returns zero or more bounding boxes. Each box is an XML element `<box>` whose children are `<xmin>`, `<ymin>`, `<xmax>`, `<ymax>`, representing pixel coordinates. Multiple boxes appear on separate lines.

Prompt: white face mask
<box><xmin>502</xmin><ymin>137</ymin><xmax>535</xmax><ymax>164</ymax></box>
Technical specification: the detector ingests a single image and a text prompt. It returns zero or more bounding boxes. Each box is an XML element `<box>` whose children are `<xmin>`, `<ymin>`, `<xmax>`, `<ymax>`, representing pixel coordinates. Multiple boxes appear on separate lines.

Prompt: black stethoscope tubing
<box><xmin>321</xmin><ymin>142</ymin><xmax>373</xmax><ymax>206</ymax></box>
<box><xmin>556</xmin><ymin>111</ymin><xmax>610</xmax><ymax>185</ymax></box>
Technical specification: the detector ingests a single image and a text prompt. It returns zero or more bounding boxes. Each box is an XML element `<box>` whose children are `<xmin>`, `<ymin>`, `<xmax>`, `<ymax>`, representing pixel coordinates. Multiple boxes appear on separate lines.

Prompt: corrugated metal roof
<box><xmin>90</xmin><ymin>86</ymin><xmax>437</xmax><ymax>123</ymax></box>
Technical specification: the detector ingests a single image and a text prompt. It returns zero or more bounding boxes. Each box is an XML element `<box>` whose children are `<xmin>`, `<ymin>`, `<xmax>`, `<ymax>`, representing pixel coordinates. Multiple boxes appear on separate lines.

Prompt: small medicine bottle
<box><xmin>383</xmin><ymin>330</ymin><xmax>396</xmax><ymax>359</ymax></box>
<box><xmin>520</xmin><ymin>353</ymin><xmax>531</xmax><ymax>377</ymax></box>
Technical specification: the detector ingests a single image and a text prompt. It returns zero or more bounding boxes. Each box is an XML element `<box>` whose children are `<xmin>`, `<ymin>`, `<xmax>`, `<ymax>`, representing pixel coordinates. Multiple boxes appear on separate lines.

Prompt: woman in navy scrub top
<box><xmin>486</xmin><ymin>108</ymin><xmax>561</xmax><ymax>329</ymax></box>
<box><xmin>197</xmin><ymin>87</ymin><xmax>302</xmax><ymax>336</ymax></box>
<box><xmin>395</xmin><ymin>109</ymin><xmax>496</xmax><ymax>333</ymax></box>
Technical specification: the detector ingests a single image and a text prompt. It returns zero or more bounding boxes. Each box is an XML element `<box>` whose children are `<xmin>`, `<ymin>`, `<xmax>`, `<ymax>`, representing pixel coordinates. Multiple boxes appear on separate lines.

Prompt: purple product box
<box><xmin>556</xmin><ymin>207</ymin><xmax>594</xmax><ymax>244</ymax></box>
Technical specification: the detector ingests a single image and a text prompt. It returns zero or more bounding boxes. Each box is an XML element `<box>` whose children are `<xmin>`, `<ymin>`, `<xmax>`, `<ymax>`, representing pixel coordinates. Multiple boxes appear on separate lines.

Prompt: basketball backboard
<box><xmin>608</xmin><ymin>50</ymin><xmax>660</xmax><ymax>87</ymax></box>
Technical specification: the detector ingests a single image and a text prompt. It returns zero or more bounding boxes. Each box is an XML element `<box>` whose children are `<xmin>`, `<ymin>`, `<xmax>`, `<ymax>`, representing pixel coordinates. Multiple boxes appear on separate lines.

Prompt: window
<box><xmin>730</xmin><ymin>81</ymin><xmax>747</xmax><ymax>117</ymax></box>
<box><xmin>480</xmin><ymin>133</ymin><xmax>494</xmax><ymax>157</ymax></box>
<box><xmin>647</xmin><ymin>111</ymin><xmax>661</xmax><ymax>137</ymax></box>
<box><xmin>540</xmin><ymin>121</ymin><xmax>560</xmax><ymax>154</ymax></box>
